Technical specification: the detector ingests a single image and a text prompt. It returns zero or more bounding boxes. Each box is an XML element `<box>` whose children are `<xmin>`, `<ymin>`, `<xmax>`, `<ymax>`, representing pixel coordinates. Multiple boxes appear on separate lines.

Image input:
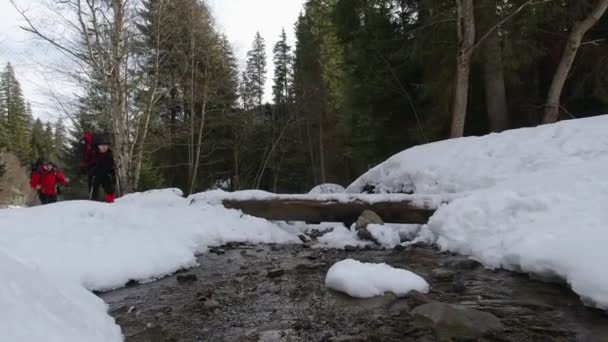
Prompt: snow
<box><xmin>308</xmin><ymin>183</ymin><xmax>346</xmax><ymax>194</ymax></box>
<box><xmin>368</xmin><ymin>224</ymin><xmax>402</xmax><ymax>248</ymax></box>
<box><xmin>0</xmin><ymin>189</ymin><xmax>301</xmax><ymax>341</ymax></box>
<box><xmin>325</xmin><ymin>259</ymin><xmax>429</xmax><ymax>298</ymax></box>
<box><xmin>189</xmin><ymin>189</ymin><xmax>442</xmax><ymax>207</ymax></box>
<box><xmin>315</xmin><ymin>225</ymin><xmax>372</xmax><ymax>249</ymax></box>
<box><xmin>0</xmin><ymin>251</ymin><xmax>122</xmax><ymax>342</ymax></box>
<box><xmin>348</xmin><ymin>115</ymin><xmax>608</xmax><ymax>309</ymax></box>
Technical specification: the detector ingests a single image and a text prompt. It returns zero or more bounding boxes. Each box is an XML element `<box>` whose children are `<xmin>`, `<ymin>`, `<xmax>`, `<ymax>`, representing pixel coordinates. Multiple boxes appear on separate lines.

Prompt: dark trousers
<box><xmin>39</xmin><ymin>193</ymin><xmax>58</xmax><ymax>205</ymax></box>
<box><xmin>89</xmin><ymin>174</ymin><xmax>114</xmax><ymax>201</ymax></box>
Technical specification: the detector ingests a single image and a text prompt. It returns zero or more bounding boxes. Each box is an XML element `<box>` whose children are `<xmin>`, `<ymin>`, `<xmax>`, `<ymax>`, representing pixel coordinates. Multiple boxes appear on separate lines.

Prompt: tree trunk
<box><xmin>110</xmin><ymin>0</ymin><xmax>133</xmax><ymax>195</ymax></box>
<box><xmin>450</xmin><ymin>0</ymin><xmax>476</xmax><ymax>138</ymax></box>
<box><xmin>318</xmin><ymin>110</ymin><xmax>326</xmax><ymax>183</ymax></box>
<box><xmin>543</xmin><ymin>0</ymin><xmax>608</xmax><ymax>124</ymax></box>
<box><xmin>478</xmin><ymin>0</ymin><xmax>509</xmax><ymax>132</ymax></box>
<box><xmin>189</xmin><ymin>74</ymin><xmax>208</xmax><ymax>194</ymax></box>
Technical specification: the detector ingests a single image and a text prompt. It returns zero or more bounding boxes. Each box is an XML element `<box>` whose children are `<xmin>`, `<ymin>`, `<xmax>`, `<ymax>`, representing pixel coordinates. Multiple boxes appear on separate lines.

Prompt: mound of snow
<box><xmin>308</xmin><ymin>183</ymin><xmax>346</xmax><ymax>194</ymax></box>
<box><xmin>0</xmin><ymin>252</ymin><xmax>122</xmax><ymax>342</ymax></box>
<box><xmin>0</xmin><ymin>188</ymin><xmax>302</xmax><ymax>340</ymax></box>
<box><xmin>0</xmin><ymin>189</ymin><xmax>299</xmax><ymax>291</ymax></box>
<box><xmin>347</xmin><ymin>115</ymin><xmax>608</xmax><ymax>309</ymax></box>
<box><xmin>325</xmin><ymin>259</ymin><xmax>429</xmax><ymax>298</ymax></box>
<box><xmin>368</xmin><ymin>224</ymin><xmax>402</xmax><ymax>248</ymax></box>
<box><xmin>315</xmin><ymin>226</ymin><xmax>372</xmax><ymax>249</ymax></box>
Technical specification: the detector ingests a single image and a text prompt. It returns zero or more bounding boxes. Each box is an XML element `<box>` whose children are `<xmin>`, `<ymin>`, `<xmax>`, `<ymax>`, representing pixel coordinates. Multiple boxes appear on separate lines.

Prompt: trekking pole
<box><xmin>89</xmin><ymin>176</ymin><xmax>96</xmax><ymax>200</ymax></box>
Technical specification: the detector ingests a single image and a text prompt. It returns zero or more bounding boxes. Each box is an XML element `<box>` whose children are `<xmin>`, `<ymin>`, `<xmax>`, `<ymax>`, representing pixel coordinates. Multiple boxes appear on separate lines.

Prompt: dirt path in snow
<box><xmin>101</xmin><ymin>244</ymin><xmax>608</xmax><ymax>342</ymax></box>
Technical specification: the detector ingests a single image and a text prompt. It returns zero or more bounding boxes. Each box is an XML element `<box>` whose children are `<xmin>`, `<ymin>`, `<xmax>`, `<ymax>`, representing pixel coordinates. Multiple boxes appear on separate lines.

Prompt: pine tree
<box><xmin>273</xmin><ymin>28</ymin><xmax>293</xmax><ymax>105</ymax></box>
<box><xmin>29</xmin><ymin>119</ymin><xmax>47</xmax><ymax>162</ymax></box>
<box><xmin>0</xmin><ymin>63</ymin><xmax>31</xmax><ymax>162</ymax></box>
<box><xmin>245</xmin><ymin>32</ymin><xmax>267</xmax><ymax>110</ymax></box>
<box><xmin>53</xmin><ymin>117</ymin><xmax>67</xmax><ymax>162</ymax></box>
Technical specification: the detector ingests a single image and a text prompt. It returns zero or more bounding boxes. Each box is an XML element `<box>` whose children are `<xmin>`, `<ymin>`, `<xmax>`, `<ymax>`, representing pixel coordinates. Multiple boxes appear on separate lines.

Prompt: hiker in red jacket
<box><xmin>30</xmin><ymin>157</ymin><xmax>69</xmax><ymax>205</ymax></box>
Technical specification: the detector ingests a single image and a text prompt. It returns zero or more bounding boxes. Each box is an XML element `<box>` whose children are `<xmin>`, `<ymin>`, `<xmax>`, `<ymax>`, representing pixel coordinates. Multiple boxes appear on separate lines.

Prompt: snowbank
<box><xmin>0</xmin><ymin>189</ymin><xmax>302</xmax><ymax>341</ymax></box>
<box><xmin>0</xmin><ymin>251</ymin><xmax>122</xmax><ymax>342</ymax></box>
<box><xmin>0</xmin><ymin>189</ymin><xmax>299</xmax><ymax>291</ymax></box>
<box><xmin>325</xmin><ymin>259</ymin><xmax>429</xmax><ymax>298</ymax></box>
<box><xmin>348</xmin><ymin>115</ymin><xmax>608</xmax><ymax>309</ymax></box>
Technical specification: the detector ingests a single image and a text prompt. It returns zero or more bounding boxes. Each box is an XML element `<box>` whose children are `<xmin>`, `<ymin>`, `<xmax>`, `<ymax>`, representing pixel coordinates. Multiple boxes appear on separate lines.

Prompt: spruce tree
<box><xmin>245</xmin><ymin>32</ymin><xmax>267</xmax><ymax>110</ymax></box>
<box><xmin>0</xmin><ymin>63</ymin><xmax>31</xmax><ymax>162</ymax></box>
<box><xmin>273</xmin><ymin>28</ymin><xmax>293</xmax><ymax>106</ymax></box>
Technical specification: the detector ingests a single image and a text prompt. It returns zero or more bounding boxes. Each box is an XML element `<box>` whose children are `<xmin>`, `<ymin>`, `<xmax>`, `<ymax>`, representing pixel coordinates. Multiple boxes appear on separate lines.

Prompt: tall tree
<box><xmin>245</xmin><ymin>32</ymin><xmax>267</xmax><ymax>110</ymax></box>
<box><xmin>477</xmin><ymin>0</ymin><xmax>509</xmax><ymax>132</ymax></box>
<box><xmin>273</xmin><ymin>28</ymin><xmax>293</xmax><ymax>105</ymax></box>
<box><xmin>450</xmin><ymin>0</ymin><xmax>476</xmax><ymax>138</ymax></box>
<box><xmin>0</xmin><ymin>63</ymin><xmax>31</xmax><ymax>161</ymax></box>
<box><xmin>543</xmin><ymin>0</ymin><xmax>608</xmax><ymax>123</ymax></box>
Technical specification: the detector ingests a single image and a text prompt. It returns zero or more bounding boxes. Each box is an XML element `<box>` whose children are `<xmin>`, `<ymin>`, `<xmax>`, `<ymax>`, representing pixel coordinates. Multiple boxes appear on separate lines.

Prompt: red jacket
<box><xmin>80</xmin><ymin>132</ymin><xmax>95</xmax><ymax>170</ymax></box>
<box><xmin>30</xmin><ymin>166</ymin><xmax>68</xmax><ymax>196</ymax></box>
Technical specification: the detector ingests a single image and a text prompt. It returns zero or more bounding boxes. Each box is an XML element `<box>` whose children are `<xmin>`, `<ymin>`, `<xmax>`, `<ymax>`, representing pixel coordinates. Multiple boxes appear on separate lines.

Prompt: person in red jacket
<box><xmin>30</xmin><ymin>157</ymin><xmax>69</xmax><ymax>205</ymax></box>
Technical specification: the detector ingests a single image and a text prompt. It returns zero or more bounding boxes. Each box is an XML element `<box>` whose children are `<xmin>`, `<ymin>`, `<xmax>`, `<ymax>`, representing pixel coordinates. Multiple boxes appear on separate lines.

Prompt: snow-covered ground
<box><xmin>325</xmin><ymin>259</ymin><xmax>429</xmax><ymax>298</ymax></box>
<box><xmin>0</xmin><ymin>189</ymin><xmax>300</xmax><ymax>341</ymax></box>
<box><xmin>349</xmin><ymin>115</ymin><xmax>608</xmax><ymax>309</ymax></box>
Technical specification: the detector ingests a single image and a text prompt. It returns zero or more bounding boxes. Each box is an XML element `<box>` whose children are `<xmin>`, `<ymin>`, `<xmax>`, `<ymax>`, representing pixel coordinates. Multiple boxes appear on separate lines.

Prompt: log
<box><xmin>222</xmin><ymin>198</ymin><xmax>437</xmax><ymax>224</ymax></box>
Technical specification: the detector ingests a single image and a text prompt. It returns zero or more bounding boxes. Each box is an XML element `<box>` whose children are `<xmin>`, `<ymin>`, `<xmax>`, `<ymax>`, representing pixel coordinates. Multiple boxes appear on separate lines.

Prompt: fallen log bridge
<box><xmin>222</xmin><ymin>196</ymin><xmax>438</xmax><ymax>225</ymax></box>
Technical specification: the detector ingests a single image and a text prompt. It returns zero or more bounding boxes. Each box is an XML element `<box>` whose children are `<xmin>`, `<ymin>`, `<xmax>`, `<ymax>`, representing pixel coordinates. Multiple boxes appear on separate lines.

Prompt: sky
<box><xmin>0</xmin><ymin>0</ymin><xmax>306</xmax><ymax>121</ymax></box>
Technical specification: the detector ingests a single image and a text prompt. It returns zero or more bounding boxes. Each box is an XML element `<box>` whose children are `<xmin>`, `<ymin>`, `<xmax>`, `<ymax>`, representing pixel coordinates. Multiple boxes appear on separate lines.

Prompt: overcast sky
<box><xmin>0</xmin><ymin>0</ymin><xmax>305</xmax><ymax>121</ymax></box>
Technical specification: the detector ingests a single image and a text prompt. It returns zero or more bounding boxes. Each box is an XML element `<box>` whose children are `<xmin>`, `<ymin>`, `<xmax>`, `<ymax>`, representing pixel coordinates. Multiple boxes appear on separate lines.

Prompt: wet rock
<box><xmin>210</xmin><ymin>248</ymin><xmax>226</xmax><ymax>255</ymax></box>
<box><xmin>411</xmin><ymin>302</ymin><xmax>503</xmax><ymax>340</ymax></box>
<box><xmin>389</xmin><ymin>300</ymin><xmax>411</xmax><ymax>316</ymax></box>
<box><xmin>298</xmin><ymin>234</ymin><xmax>309</xmax><ymax>243</ymax></box>
<box><xmin>451</xmin><ymin>276</ymin><xmax>467</xmax><ymax>294</ymax></box>
<box><xmin>394</xmin><ymin>244</ymin><xmax>406</xmax><ymax>252</ymax></box>
<box><xmin>176</xmin><ymin>274</ymin><xmax>198</xmax><ymax>284</ymax></box>
<box><xmin>270</xmin><ymin>245</ymin><xmax>281</xmax><ymax>252</ymax></box>
<box><xmin>354</xmin><ymin>211</ymin><xmax>383</xmax><ymax>245</ymax></box>
<box><xmin>267</xmin><ymin>269</ymin><xmax>285</xmax><ymax>278</ymax></box>
<box><xmin>344</xmin><ymin>245</ymin><xmax>357</xmax><ymax>252</ymax></box>
<box><xmin>356</xmin><ymin>228</ymin><xmax>377</xmax><ymax>243</ymax></box>
<box><xmin>304</xmin><ymin>251</ymin><xmax>321</xmax><ymax>260</ymax></box>
<box><xmin>256</xmin><ymin>248</ymin><xmax>264</xmax><ymax>253</ymax></box>
<box><xmin>449</xmin><ymin>259</ymin><xmax>482</xmax><ymax>270</ymax></box>
<box><xmin>203</xmin><ymin>299</ymin><xmax>220</xmax><ymax>310</ymax></box>
<box><xmin>309</xmin><ymin>227</ymin><xmax>334</xmax><ymax>239</ymax></box>
<box><xmin>432</xmin><ymin>268</ymin><xmax>457</xmax><ymax>280</ymax></box>
<box><xmin>293</xmin><ymin>320</ymin><xmax>313</xmax><ymax>330</ymax></box>
<box><xmin>408</xmin><ymin>291</ymin><xmax>432</xmax><ymax>307</ymax></box>
<box><xmin>125</xmin><ymin>279</ymin><xmax>140</xmax><ymax>287</ymax></box>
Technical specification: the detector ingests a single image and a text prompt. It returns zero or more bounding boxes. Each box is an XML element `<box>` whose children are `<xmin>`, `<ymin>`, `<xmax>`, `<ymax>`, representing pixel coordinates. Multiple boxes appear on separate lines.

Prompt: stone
<box><xmin>210</xmin><ymin>248</ymin><xmax>226</xmax><ymax>255</ymax></box>
<box><xmin>431</xmin><ymin>268</ymin><xmax>457</xmax><ymax>280</ymax></box>
<box><xmin>389</xmin><ymin>300</ymin><xmax>411</xmax><ymax>316</ymax></box>
<box><xmin>203</xmin><ymin>299</ymin><xmax>220</xmax><ymax>310</ymax></box>
<box><xmin>411</xmin><ymin>302</ymin><xmax>503</xmax><ymax>341</ymax></box>
<box><xmin>451</xmin><ymin>277</ymin><xmax>467</xmax><ymax>294</ymax></box>
<box><xmin>394</xmin><ymin>244</ymin><xmax>406</xmax><ymax>252</ymax></box>
<box><xmin>125</xmin><ymin>279</ymin><xmax>139</xmax><ymax>287</ymax></box>
<box><xmin>267</xmin><ymin>269</ymin><xmax>285</xmax><ymax>278</ymax></box>
<box><xmin>176</xmin><ymin>274</ymin><xmax>198</xmax><ymax>284</ymax></box>
<box><xmin>450</xmin><ymin>259</ymin><xmax>482</xmax><ymax>270</ymax></box>
<box><xmin>355</xmin><ymin>210</ymin><xmax>384</xmax><ymax>231</ymax></box>
<box><xmin>408</xmin><ymin>290</ymin><xmax>432</xmax><ymax>307</ymax></box>
<box><xmin>344</xmin><ymin>245</ymin><xmax>357</xmax><ymax>252</ymax></box>
<box><xmin>298</xmin><ymin>234</ymin><xmax>309</xmax><ymax>243</ymax></box>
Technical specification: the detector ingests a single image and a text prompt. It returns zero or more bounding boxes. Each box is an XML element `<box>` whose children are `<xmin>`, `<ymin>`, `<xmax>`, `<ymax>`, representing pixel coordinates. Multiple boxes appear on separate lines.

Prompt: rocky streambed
<box><xmin>100</xmin><ymin>241</ymin><xmax>608</xmax><ymax>342</ymax></box>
